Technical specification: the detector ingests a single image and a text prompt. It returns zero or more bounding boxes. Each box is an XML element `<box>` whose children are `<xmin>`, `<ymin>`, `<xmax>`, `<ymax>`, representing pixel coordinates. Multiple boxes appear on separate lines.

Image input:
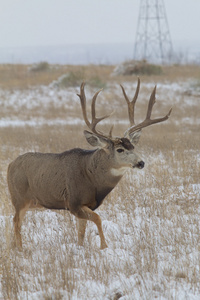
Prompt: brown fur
<box><xmin>7</xmin><ymin>132</ymin><xmax>143</xmax><ymax>250</ymax></box>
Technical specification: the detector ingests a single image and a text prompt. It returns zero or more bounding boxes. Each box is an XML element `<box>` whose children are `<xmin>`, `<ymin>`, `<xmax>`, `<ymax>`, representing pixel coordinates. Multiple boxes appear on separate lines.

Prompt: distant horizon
<box><xmin>0</xmin><ymin>41</ymin><xmax>199</xmax><ymax>65</ymax></box>
<box><xmin>1</xmin><ymin>38</ymin><xmax>200</xmax><ymax>49</ymax></box>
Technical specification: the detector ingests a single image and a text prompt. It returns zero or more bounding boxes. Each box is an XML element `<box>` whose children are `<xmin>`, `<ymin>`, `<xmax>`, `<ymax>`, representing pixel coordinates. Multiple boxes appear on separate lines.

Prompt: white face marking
<box><xmin>110</xmin><ymin>166</ymin><xmax>130</xmax><ymax>177</ymax></box>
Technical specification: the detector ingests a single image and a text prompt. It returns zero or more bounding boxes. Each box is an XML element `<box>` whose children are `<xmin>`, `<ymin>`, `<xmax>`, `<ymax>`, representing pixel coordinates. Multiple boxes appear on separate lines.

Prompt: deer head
<box><xmin>77</xmin><ymin>79</ymin><xmax>172</xmax><ymax>174</ymax></box>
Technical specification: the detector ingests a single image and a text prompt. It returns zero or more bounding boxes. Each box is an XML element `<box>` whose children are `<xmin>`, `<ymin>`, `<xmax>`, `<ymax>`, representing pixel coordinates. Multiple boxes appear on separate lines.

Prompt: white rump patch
<box><xmin>110</xmin><ymin>167</ymin><xmax>129</xmax><ymax>177</ymax></box>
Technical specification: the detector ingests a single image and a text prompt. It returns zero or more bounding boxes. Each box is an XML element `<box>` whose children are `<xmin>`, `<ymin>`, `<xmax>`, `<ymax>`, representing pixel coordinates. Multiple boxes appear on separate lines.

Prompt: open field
<box><xmin>0</xmin><ymin>64</ymin><xmax>200</xmax><ymax>299</ymax></box>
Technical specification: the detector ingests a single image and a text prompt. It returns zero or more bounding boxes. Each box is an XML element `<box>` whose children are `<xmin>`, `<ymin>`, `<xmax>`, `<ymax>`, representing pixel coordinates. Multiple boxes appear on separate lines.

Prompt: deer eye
<box><xmin>117</xmin><ymin>148</ymin><xmax>124</xmax><ymax>153</ymax></box>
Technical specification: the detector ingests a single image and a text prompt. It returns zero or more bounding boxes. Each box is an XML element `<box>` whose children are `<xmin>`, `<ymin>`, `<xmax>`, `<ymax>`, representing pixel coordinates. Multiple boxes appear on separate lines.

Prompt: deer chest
<box><xmin>89</xmin><ymin>187</ymin><xmax>113</xmax><ymax>211</ymax></box>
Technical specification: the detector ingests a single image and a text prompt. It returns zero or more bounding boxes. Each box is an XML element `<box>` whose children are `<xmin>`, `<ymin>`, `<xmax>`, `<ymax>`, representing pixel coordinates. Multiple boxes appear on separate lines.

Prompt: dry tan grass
<box><xmin>0</xmin><ymin>63</ymin><xmax>200</xmax><ymax>89</ymax></box>
<box><xmin>0</xmin><ymin>64</ymin><xmax>113</xmax><ymax>89</ymax></box>
<box><xmin>0</xmin><ymin>64</ymin><xmax>200</xmax><ymax>299</ymax></box>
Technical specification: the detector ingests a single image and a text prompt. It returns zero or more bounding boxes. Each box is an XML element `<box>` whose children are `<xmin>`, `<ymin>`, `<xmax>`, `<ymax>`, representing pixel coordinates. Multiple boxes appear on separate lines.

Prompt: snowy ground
<box><xmin>0</xmin><ymin>79</ymin><xmax>200</xmax><ymax>299</ymax></box>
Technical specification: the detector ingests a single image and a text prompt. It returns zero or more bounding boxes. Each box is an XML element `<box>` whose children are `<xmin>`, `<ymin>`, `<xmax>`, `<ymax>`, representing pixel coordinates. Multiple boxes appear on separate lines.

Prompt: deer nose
<box><xmin>137</xmin><ymin>161</ymin><xmax>145</xmax><ymax>169</ymax></box>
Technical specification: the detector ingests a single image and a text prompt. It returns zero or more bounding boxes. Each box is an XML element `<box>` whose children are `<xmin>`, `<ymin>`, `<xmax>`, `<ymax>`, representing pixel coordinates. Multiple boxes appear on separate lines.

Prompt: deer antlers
<box><xmin>121</xmin><ymin>78</ymin><xmax>172</xmax><ymax>137</ymax></box>
<box><xmin>77</xmin><ymin>82</ymin><xmax>113</xmax><ymax>137</ymax></box>
<box><xmin>77</xmin><ymin>80</ymin><xmax>172</xmax><ymax>139</ymax></box>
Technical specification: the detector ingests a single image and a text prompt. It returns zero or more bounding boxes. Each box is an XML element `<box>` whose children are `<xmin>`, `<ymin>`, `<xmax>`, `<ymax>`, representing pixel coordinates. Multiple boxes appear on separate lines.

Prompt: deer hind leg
<box><xmin>13</xmin><ymin>204</ymin><xmax>29</xmax><ymax>249</ymax></box>
<box><xmin>74</xmin><ymin>206</ymin><xmax>108</xmax><ymax>249</ymax></box>
<box><xmin>78</xmin><ymin>219</ymin><xmax>87</xmax><ymax>246</ymax></box>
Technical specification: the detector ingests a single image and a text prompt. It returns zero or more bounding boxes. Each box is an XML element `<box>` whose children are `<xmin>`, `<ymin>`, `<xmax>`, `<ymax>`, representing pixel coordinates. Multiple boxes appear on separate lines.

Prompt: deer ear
<box><xmin>129</xmin><ymin>130</ymin><xmax>142</xmax><ymax>145</ymax></box>
<box><xmin>84</xmin><ymin>130</ymin><xmax>111</xmax><ymax>148</ymax></box>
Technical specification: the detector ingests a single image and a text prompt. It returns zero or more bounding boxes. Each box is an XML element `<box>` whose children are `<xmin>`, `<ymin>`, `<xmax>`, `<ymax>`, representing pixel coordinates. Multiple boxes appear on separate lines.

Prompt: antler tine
<box><xmin>122</xmin><ymin>79</ymin><xmax>172</xmax><ymax>136</ymax></box>
<box><xmin>146</xmin><ymin>85</ymin><xmax>156</xmax><ymax>119</ymax></box>
<box><xmin>77</xmin><ymin>82</ymin><xmax>113</xmax><ymax>136</ymax></box>
<box><xmin>120</xmin><ymin>77</ymin><xmax>140</xmax><ymax>126</ymax></box>
<box><xmin>90</xmin><ymin>89</ymin><xmax>113</xmax><ymax>134</ymax></box>
<box><xmin>77</xmin><ymin>82</ymin><xmax>91</xmax><ymax>129</ymax></box>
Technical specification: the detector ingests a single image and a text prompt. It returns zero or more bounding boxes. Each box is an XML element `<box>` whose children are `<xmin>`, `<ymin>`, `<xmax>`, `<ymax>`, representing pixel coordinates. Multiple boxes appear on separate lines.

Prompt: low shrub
<box><xmin>30</xmin><ymin>61</ymin><xmax>50</xmax><ymax>72</ymax></box>
<box><xmin>51</xmin><ymin>72</ymin><xmax>106</xmax><ymax>89</ymax></box>
<box><xmin>52</xmin><ymin>71</ymin><xmax>83</xmax><ymax>88</ymax></box>
<box><xmin>113</xmin><ymin>60</ymin><xmax>163</xmax><ymax>76</ymax></box>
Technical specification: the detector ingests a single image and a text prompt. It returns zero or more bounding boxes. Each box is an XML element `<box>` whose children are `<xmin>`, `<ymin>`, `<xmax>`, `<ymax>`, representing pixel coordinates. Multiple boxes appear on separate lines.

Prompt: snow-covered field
<box><xmin>0</xmin><ymin>78</ymin><xmax>199</xmax><ymax>299</ymax></box>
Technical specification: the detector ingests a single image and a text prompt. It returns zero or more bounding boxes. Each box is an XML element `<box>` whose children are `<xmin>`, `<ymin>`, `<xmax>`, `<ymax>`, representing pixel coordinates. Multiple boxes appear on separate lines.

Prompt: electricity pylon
<box><xmin>134</xmin><ymin>0</ymin><xmax>173</xmax><ymax>63</ymax></box>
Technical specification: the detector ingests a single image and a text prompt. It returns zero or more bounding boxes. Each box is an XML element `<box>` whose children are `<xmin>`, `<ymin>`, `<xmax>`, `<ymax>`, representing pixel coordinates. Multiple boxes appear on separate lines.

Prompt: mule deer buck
<box><xmin>7</xmin><ymin>79</ymin><xmax>172</xmax><ymax>250</ymax></box>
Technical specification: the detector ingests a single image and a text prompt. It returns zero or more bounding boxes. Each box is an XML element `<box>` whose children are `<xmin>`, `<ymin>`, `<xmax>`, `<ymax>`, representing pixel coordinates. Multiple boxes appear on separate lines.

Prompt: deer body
<box><xmin>8</xmin><ymin>146</ymin><xmax>133</xmax><ymax>212</ymax></box>
<box><xmin>7</xmin><ymin>80</ymin><xmax>171</xmax><ymax>250</ymax></box>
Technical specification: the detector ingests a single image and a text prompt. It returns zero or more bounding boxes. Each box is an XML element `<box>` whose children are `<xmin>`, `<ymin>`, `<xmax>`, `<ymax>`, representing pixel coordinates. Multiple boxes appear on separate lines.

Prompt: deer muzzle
<box><xmin>136</xmin><ymin>160</ymin><xmax>145</xmax><ymax>169</ymax></box>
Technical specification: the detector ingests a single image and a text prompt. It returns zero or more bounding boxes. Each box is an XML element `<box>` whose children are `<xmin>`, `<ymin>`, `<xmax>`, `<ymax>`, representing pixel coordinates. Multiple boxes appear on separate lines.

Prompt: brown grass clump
<box><xmin>0</xmin><ymin>63</ymin><xmax>200</xmax><ymax>299</ymax></box>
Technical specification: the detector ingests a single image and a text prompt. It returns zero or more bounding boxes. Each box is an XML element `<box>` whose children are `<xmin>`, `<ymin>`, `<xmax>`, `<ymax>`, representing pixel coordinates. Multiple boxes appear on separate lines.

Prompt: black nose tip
<box><xmin>138</xmin><ymin>161</ymin><xmax>145</xmax><ymax>169</ymax></box>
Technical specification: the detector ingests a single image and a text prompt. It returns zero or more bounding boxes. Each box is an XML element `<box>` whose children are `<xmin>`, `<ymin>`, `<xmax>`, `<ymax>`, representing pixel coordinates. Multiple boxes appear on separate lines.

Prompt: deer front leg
<box><xmin>13</xmin><ymin>211</ymin><xmax>23</xmax><ymax>249</ymax></box>
<box><xmin>74</xmin><ymin>206</ymin><xmax>108</xmax><ymax>249</ymax></box>
<box><xmin>78</xmin><ymin>219</ymin><xmax>87</xmax><ymax>246</ymax></box>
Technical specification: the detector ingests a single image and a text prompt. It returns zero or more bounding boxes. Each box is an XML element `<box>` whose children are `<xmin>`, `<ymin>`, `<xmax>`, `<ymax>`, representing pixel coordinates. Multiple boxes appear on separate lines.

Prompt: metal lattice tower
<box><xmin>134</xmin><ymin>0</ymin><xmax>173</xmax><ymax>63</ymax></box>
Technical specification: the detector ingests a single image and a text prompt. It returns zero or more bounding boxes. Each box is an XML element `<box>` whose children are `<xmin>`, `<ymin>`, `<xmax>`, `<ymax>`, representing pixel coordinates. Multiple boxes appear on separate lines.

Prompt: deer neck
<box><xmin>86</xmin><ymin>148</ymin><xmax>124</xmax><ymax>188</ymax></box>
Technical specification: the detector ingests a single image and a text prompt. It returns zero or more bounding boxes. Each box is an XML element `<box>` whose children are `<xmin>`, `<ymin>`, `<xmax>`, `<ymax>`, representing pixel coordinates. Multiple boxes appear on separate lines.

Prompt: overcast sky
<box><xmin>0</xmin><ymin>0</ymin><xmax>199</xmax><ymax>48</ymax></box>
